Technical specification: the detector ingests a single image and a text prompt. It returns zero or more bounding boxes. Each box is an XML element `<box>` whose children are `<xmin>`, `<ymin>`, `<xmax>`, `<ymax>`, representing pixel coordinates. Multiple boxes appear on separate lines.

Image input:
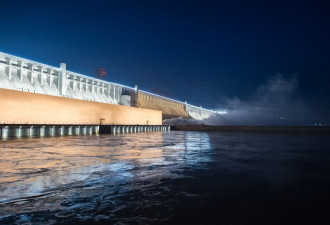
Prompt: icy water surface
<box><xmin>1</xmin><ymin>131</ymin><xmax>330</xmax><ymax>225</ymax></box>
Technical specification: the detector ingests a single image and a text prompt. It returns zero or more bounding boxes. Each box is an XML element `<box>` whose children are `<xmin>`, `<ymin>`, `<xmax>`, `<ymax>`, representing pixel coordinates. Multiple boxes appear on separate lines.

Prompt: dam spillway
<box><xmin>0</xmin><ymin>51</ymin><xmax>216</xmax><ymax>128</ymax></box>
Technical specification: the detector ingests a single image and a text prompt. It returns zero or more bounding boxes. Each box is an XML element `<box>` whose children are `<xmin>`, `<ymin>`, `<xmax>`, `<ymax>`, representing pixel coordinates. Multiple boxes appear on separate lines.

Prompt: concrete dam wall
<box><xmin>0</xmin><ymin>51</ymin><xmax>216</xmax><ymax>123</ymax></box>
<box><xmin>0</xmin><ymin>88</ymin><xmax>162</xmax><ymax>125</ymax></box>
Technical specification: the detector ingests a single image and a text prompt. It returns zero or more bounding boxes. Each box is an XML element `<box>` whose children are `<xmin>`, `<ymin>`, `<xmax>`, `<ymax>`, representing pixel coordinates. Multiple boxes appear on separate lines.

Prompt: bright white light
<box><xmin>216</xmin><ymin>110</ymin><xmax>228</xmax><ymax>115</ymax></box>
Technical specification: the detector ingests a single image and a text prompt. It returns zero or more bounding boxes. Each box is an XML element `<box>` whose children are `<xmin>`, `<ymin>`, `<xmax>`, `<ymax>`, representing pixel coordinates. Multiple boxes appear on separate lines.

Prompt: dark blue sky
<box><xmin>1</xmin><ymin>0</ymin><xmax>329</xmax><ymax>111</ymax></box>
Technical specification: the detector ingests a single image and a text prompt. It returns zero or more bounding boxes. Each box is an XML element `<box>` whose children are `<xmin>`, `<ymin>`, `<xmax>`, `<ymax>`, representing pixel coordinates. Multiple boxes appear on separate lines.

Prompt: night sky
<box><xmin>1</xmin><ymin>0</ymin><xmax>329</xmax><ymax>122</ymax></box>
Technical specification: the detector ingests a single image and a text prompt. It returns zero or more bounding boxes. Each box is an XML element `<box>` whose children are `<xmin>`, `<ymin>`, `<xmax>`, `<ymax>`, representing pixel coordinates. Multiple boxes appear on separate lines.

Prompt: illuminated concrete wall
<box><xmin>137</xmin><ymin>92</ymin><xmax>189</xmax><ymax>119</ymax></box>
<box><xmin>0</xmin><ymin>88</ymin><xmax>162</xmax><ymax>125</ymax></box>
<box><xmin>0</xmin><ymin>51</ymin><xmax>127</xmax><ymax>105</ymax></box>
<box><xmin>0</xmin><ymin>51</ymin><xmax>217</xmax><ymax>120</ymax></box>
<box><xmin>185</xmin><ymin>104</ymin><xmax>215</xmax><ymax>120</ymax></box>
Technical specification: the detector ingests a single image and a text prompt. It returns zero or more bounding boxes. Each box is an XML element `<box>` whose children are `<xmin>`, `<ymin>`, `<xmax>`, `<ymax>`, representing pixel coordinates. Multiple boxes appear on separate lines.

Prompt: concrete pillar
<box><xmin>68</xmin><ymin>126</ymin><xmax>73</xmax><ymax>135</ymax></box>
<box><xmin>19</xmin><ymin>61</ymin><xmax>23</xmax><ymax>81</ymax></box>
<box><xmin>2</xmin><ymin>126</ymin><xmax>8</xmax><ymax>138</ymax></box>
<box><xmin>39</xmin><ymin>67</ymin><xmax>44</xmax><ymax>86</ymax></box>
<box><xmin>111</xmin><ymin>126</ymin><xmax>116</xmax><ymax>134</ymax></box>
<box><xmin>29</xmin><ymin>126</ymin><xmax>34</xmax><ymax>137</ymax></box>
<box><xmin>40</xmin><ymin>126</ymin><xmax>45</xmax><ymax>137</ymax></box>
<box><xmin>29</xmin><ymin>63</ymin><xmax>34</xmax><ymax>84</ymax></box>
<box><xmin>108</xmin><ymin>83</ymin><xmax>111</xmax><ymax>100</ymax></box>
<box><xmin>4</xmin><ymin>127</ymin><xmax>10</xmax><ymax>138</ymax></box>
<box><xmin>51</xmin><ymin>126</ymin><xmax>55</xmax><ymax>136</ymax></box>
<box><xmin>59</xmin><ymin>63</ymin><xmax>66</xmax><ymax>95</ymax></box>
<box><xmin>85</xmin><ymin>79</ymin><xmax>88</xmax><ymax>93</ymax></box>
<box><xmin>79</xmin><ymin>77</ymin><xmax>82</xmax><ymax>92</ymax></box>
<box><xmin>6</xmin><ymin>58</ymin><xmax>12</xmax><ymax>79</ymax></box>
<box><xmin>101</xmin><ymin>83</ymin><xmax>104</xmax><ymax>95</ymax></box>
<box><xmin>16</xmin><ymin>126</ymin><xmax>22</xmax><ymax>138</ymax></box>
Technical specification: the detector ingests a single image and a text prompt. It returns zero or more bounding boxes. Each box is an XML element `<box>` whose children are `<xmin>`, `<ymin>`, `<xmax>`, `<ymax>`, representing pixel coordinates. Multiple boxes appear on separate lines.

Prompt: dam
<box><xmin>0</xmin><ymin>51</ymin><xmax>215</xmax><ymax>137</ymax></box>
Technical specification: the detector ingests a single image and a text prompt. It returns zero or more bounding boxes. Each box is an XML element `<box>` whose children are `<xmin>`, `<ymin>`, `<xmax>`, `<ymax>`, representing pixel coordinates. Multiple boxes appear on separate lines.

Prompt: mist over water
<box><xmin>207</xmin><ymin>74</ymin><xmax>316</xmax><ymax>125</ymax></box>
<box><xmin>166</xmin><ymin>75</ymin><xmax>325</xmax><ymax>126</ymax></box>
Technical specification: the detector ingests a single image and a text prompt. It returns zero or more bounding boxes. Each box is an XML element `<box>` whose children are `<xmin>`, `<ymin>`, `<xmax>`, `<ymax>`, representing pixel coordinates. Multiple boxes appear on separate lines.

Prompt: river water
<box><xmin>1</xmin><ymin>131</ymin><xmax>330</xmax><ymax>225</ymax></box>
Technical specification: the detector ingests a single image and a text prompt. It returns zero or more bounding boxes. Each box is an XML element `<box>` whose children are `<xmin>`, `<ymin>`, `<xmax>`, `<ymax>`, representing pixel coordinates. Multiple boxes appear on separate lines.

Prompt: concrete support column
<box><xmin>40</xmin><ymin>126</ymin><xmax>45</xmax><ymax>137</ymax></box>
<box><xmin>111</xmin><ymin>126</ymin><xmax>116</xmax><ymax>134</ymax></box>
<box><xmin>30</xmin><ymin>126</ymin><xmax>34</xmax><ymax>137</ymax></box>
<box><xmin>50</xmin><ymin>70</ymin><xmax>54</xmax><ymax>87</ymax></box>
<box><xmin>16</xmin><ymin>126</ymin><xmax>22</xmax><ymax>138</ymax></box>
<box><xmin>79</xmin><ymin>77</ymin><xmax>82</xmax><ymax>92</ymax></box>
<box><xmin>39</xmin><ymin>67</ymin><xmax>44</xmax><ymax>86</ymax></box>
<box><xmin>51</xmin><ymin>126</ymin><xmax>55</xmax><ymax>136</ymax></box>
<box><xmin>108</xmin><ymin>83</ymin><xmax>111</xmax><ymax>100</ymax></box>
<box><xmin>113</xmin><ymin>85</ymin><xmax>116</xmax><ymax>102</ymax></box>
<box><xmin>68</xmin><ymin>126</ymin><xmax>73</xmax><ymax>135</ymax></box>
<box><xmin>59</xmin><ymin>63</ymin><xmax>66</xmax><ymax>95</ymax></box>
<box><xmin>29</xmin><ymin>63</ymin><xmax>34</xmax><ymax>84</ymax></box>
<box><xmin>19</xmin><ymin>61</ymin><xmax>23</xmax><ymax>81</ymax></box>
<box><xmin>85</xmin><ymin>79</ymin><xmax>88</xmax><ymax>93</ymax></box>
<box><xmin>7</xmin><ymin>58</ymin><xmax>12</xmax><ymax>79</ymax></box>
<box><xmin>1</xmin><ymin>126</ymin><xmax>8</xmax><ymax>138</ymax></box>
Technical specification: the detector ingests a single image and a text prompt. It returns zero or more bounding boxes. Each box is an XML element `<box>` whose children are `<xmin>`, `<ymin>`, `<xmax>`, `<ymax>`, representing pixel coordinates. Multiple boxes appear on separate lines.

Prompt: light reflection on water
<box><xmin>0</xmin><ymin>131</ymin><xmax>212</xmax><ymax>224</ymax></box>
<box><xmin>1</xmin><ymin>131</ymin><xmax>330</xmax><ymax>225</ymax></box>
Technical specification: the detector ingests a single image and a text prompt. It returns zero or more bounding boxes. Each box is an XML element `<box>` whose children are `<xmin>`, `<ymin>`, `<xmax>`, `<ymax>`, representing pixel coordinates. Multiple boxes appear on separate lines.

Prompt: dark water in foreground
<box><xmin>1</xmin><ymin>131</ymin><xmax>330</xmax><ymax>225</ymax></box>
